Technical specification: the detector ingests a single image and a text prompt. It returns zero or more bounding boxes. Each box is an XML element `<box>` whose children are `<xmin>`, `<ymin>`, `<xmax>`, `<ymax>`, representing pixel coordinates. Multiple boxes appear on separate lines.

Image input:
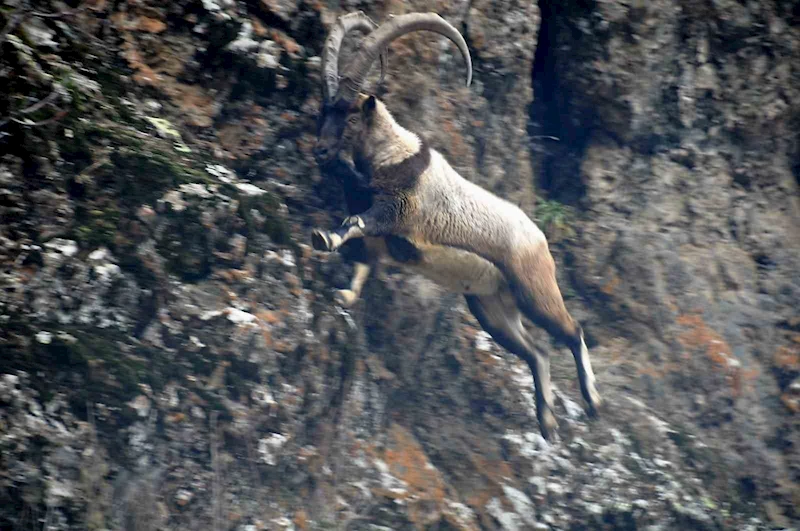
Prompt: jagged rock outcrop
<box><xmin>1</xmin><ymin>0</ymin><xmax>798</xmax><ymax>529</ymax></box>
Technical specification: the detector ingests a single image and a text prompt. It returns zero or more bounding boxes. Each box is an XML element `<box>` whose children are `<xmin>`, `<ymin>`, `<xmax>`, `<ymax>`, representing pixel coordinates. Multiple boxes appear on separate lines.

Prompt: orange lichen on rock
<box><xmin>781</xmin><ymin>390</ymin><xmax>800</xmax><ymax>413</ymax></box>
<box><xmin>474</xmin><ymin>349</ymin><xmax>500</xmax><ymax>369</ymax></box>
<box><xmin>111</xmin><ymin>12</ymin><xmax>168</xmax><ymax>33</ymax></box>
<box><xmin>162</xmin><ymin>83</ymin><xmax>216</xmax><ymax>128</ymax></box>
<box><xmin>214</xmin><ymin>269</ymin><xmax>252</xmax><ymax>283</ymax></box>
<box><xmin>270</xmin><ymin>29</ymin><xmax>302</xmax><ymax>58</ymax></box>
<box><xmin>136</xmin><ymin>16</ymin><xmax>167</xmax><ymax>33</ymax></box>
<box><xmin>774</xmin><ymin>345</ymin><xmax>800</xmax><ymax>371</ymax></box>
<box><xmin>373</xmin><ymin>423</ymin><xmax>448</xmax><ymax>527</ymax></box>
<box><xmin>600</xmin><ymin>272</ymin><xmax>621</xmax><ymax>295</ymax></box>
<box><xmin>463</xmin><ymin>454</ymin><xmax>515</xmax><ymax>511</ymax></box>
<box><xmin>441</xmin><ymin>120</ymin><xmax>468</xmax><ymax>161</ymax></box>
<box><xmin>166</xmin><ymin>412</ymin><xmax>186</xmax><ymax>424</ymax></box>
<box><xmin>676</xmin><ymin>314</ymin><xmax>735</xmax><ymax>366</ymax></box>
<box><xmin>117</xmin><ymin>26</ymin><xmax>217</xmax><ymax>127</ymax></box>
<box><xmin>677</xmin><ymin>313</ymin><xmax>749</xmax><ymax>396</ymax></box>
<box><xmin>218</xmin><ymin>122</ymin><xmax>266</xmax><ymax>158</ymax></box>
<box><xmin>121</xmin><ymin>40</ymin><xmax>161</xmax><ymax>86</ymax></box>
<box><xmin>293</xmin><ymin>510</ymin><xmax>308</xmax><ymax>530</ymax></box>
<box><xmin>251</xmin><ymin>18</ymin><xmax>268</xmax><ymax>37</ymax></box>
<box><xmin>256</xmin><ymin>310</ymin><xmax>279</xmax><ymax>324</ymax></box>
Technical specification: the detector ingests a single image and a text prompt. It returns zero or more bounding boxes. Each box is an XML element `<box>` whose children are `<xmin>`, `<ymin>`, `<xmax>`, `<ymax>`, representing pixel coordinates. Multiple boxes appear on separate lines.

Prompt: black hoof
<box><xmin>311</xmin><ymin>229</ymin><xmax>332</xmax><ymax>251</ymax></box>
<box><xmin>586</xmin><ymin>393</ymin><xmax>603</xmax><ymax>419</ymax></box>
<box><xmin>538</xmin><ymin>408</ymin><xmax>559</xmax><ymax>441</ymax></box>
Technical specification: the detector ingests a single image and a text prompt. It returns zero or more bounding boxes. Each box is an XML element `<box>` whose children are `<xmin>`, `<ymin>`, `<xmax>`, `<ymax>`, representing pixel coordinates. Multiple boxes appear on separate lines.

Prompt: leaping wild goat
<box><xmin>312</xmin><ymin>11</ymin><xmax>601</xmax><ymax>439</ymax></box>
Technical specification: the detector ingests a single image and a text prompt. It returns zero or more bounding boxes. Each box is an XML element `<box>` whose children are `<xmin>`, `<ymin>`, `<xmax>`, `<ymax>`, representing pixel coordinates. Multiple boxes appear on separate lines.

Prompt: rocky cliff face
<box><xmin>1</xmin><ymin>0</ymin><xmax>798</xmax><ymax>529</ymax></box>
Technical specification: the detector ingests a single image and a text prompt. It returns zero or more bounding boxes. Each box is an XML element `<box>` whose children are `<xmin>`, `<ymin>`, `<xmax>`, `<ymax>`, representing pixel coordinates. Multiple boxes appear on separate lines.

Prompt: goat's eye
<box><xmin>347</xmin><ymin>116</ymin><xmax>359</xmax><ymax>124</ymax></box>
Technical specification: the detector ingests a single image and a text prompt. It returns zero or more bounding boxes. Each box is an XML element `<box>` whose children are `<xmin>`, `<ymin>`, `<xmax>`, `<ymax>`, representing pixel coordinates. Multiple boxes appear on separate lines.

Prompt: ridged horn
<box><xmin>334</xmin><ymin>12</ymin><xmax>472</xmax><ymax>105</ymax></box>
<box><xmin>321</xmin><ymin>11</ymin><xmax>388</xmax><ymax>102</ymax></box>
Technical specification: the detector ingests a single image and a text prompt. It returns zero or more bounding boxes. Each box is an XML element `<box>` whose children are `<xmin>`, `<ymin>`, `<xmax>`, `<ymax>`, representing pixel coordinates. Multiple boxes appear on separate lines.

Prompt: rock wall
<box><xmin>0</xmin><ymin>0</ymin><xmax>798</xmax><ymax>529</ymax></box>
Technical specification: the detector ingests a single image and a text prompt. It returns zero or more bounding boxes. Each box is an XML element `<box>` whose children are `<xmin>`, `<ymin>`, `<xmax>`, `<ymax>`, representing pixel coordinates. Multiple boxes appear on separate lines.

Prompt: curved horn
<box><xmin>321</xmin><ymin>11</ymin><xmax>388</xmax><ymax>102</ymax></box>
<box><xmin>335</xmin><ymin>12</ymin><xmax>472</xmax><ymax>105</ymax></box>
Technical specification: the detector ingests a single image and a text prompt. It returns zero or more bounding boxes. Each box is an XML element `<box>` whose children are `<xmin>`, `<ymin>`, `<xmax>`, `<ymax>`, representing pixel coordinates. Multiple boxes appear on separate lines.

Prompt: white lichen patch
<box><xmin>280</xmin><ymin>250</ymin><xmax>295</xmax><ymax>268</ymax></box>
<box><xmin>528</xmin><ymin>475</ymin><xmax>547</xmax><ymax>495</ymax></box>
<box><xmin>270</xmin><ymin>516</ymin><xmax>295</xmax><ymax>530</ymax></box>
<box><xmin>235</xmin><ymin>182</ymin><xmax>266</xmax><ymax>196</ymax></box>
<box><xmin>127</xmin><ymin>395</ymin><xmax>151</xmax><ymax>418</ymax></box>
<box><xmin>502</xmin><ymin>430</ymin><xmax>548</xmax><ymax>458</ymax></box>
<box><xmin>199</xmin><ymin>309</ymin><xmax>223</xmax><ymax>321</ymax></box>
<box><xmin>226</xmin><ymin>21</ymin><xmax>258</xmax><ymax>53</ymax></box>
<box><xmin>44</xmin><ymin>238</ymin><xmax>78</xmax><ymax>258</ymax></box>
<box><xmin>179</xmin><ymin>183</ymin><xmax>214</xmax><ymax>198</ymax></box>
<box><xmin>35</xmin><ymin>331</ymin><xmax>53</xmax><ymax>344</ymax></box>
<box><xmin>159</xmin><ymin>190</ymin><xmax>186</xmax><ymax>212</ymax></box>
<box><xmin>189</xmin><ymin>335</ymin><xmax>206</xmax><ymax>348</ymax></box>
<box><xmin>508</xmin><ymin>361</ymin><xmax>539</xmax><ymax>419</ymax></box>
<box><xmin>486</xmin><ymin>497</ymin><xmax>524</xmax><ymax>531</ymax></box>
<box><xmin>258</xmin><ymin>433</ymin><xmax>288</xmax><ymax>465</ymax></box>
<box><xmin>88</xmin><ymin>248</ymin><xmax>108</xmax><ymax>261</ymax></box>
<box><xmin>555</xmin><ymin>387</ymin><xmax>584</xmax><ymax>420</ymax></box>
<box><xmin>251</xmin><ymin>385</ymin><xmax>276</xmax><ymax>407</ymax></box>
<box><xmin>225</xmin><ymin>307</ymin><xmax>256</xmax><ymax>325</ymax></box>
<box><xmin>445</xmin><ymin>500</ymin><xmax>478</xmax><ymax>528</ymax></box>
<box><xmin>256</xmin><ymin>40</ymin><xmax>281</xmax><ymax>69</ymax></box>
<box><xmin>475</xmin><ymin>330</ymin><xmax>493</xmax><ymax>351</ymax></box>
<box><xmin>373</xmin><ymin>458</ymin><xmax>408</xmax><ymax>498</ymax></box>
<box><xmin>501</xmin><ymin>484</ymin><xmax>536</xmax><ymax>525</ymax></box>
<box><xmin>93</xmin><ymin>262</ymin><xmax>121</xmax><ymax>282</ymax></box>
<box><xmin>175</xmin><ymin>488</ymin><xmax>193</xmax><ymax>506</ymax></box>
<box><xmin>205</xmin><ymin>164</ymin><xmax>236</xmax><ymax>182</ymax></box>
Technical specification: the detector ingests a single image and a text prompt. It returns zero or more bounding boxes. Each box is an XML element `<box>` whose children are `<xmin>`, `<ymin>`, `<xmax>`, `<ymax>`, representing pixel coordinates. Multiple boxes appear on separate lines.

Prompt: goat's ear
<box><xmin>363</xmin><ymin>95</ymin><xmax>377</xmax><ymax>116</ymax></box>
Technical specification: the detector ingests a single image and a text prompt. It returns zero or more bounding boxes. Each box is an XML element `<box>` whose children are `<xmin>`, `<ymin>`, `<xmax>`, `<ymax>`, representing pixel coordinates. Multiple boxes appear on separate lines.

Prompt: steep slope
<box><xmin>0</xmin><ymin>0</ymin><xmax>798</xmax><ymax>529</ymax></box>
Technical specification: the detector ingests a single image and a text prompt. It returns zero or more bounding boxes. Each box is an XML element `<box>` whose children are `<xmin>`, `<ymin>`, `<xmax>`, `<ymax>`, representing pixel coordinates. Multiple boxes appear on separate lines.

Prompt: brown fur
<box><xmin>507</xmin><ymin>243</ymin><xmax>581</xmax><ymax>346</ymax></box>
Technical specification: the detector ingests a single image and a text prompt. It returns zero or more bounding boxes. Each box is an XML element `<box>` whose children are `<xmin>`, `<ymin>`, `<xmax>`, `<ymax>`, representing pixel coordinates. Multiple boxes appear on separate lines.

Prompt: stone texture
<box><xmin>1</xmin><ymin>0</ymin><xmax>799</xmax><ymax>529</ymax></box>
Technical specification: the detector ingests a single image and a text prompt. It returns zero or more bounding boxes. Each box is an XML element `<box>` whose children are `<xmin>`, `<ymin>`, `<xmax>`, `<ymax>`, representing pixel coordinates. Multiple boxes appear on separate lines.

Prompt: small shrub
<box><xmin>534</xmin><ymin>198</ymin><xmax>575</xmax><ymax>242</ymax></box>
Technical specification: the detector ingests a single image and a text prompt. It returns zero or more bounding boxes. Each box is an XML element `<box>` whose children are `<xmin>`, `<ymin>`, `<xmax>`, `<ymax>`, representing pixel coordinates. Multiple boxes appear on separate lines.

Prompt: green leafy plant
<box><xmin>534</xmin><ymin>198</ymin><xmax>576</xmax><ymax>242</ymax></box>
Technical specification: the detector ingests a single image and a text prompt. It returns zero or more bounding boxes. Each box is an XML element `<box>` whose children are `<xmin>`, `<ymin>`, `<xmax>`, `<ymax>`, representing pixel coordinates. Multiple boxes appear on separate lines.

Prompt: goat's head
<box><xmin>313</xmin><ymin>11</ymin><xmax>473</xmax><ymax>163</ymax></box>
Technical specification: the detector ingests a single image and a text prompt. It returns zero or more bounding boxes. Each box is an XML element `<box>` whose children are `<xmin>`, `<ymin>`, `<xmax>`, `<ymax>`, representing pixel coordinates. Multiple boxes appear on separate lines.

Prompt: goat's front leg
<box><xmin>311</xmin><ymin>199</ymin><xmax>402</xmax><ymax>253</ymax></box>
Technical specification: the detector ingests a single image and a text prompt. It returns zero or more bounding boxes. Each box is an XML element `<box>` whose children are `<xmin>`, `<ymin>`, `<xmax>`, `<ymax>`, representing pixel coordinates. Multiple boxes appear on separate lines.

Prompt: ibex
<box><xmin>312</xmin><ymin>12</ymin><xmax>601</xmax><ymax>439</ymax></box>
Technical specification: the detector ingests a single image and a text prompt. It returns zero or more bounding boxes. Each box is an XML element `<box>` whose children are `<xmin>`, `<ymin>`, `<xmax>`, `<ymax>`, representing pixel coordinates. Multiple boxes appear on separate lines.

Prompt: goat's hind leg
<box><xmin>465</xmin><ymin>293</ymin><xmax>558</xmax><ymax>440</ymax></box>
<box><xmin>505</xmin><ymin>250</ymin><xmax>602</xmax><ymax>416</ymax></box>
<box><xmin>572</xmin><ymin>329</ymin><xmax>601</xmax><ymax>416</ymax></box>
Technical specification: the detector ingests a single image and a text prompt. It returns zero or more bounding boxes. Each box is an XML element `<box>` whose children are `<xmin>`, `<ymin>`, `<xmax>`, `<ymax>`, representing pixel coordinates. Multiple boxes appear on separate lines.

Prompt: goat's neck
<box><xmin>367</xmin><ymin>117</ymin><xmax>422</xmax><ymax>171</ymax></box>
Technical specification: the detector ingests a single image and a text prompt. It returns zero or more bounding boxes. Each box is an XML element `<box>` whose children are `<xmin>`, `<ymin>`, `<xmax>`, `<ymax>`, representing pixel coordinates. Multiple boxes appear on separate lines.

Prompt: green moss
<box><xmin>73</xmin><ymin>205</ymin><xmax>121</xmax><ymax>248</ymax></box>
<box><xmin>57</xmin><ymin>106</ymin><xmax>211</xmax><ymax>208</ymax></box>
<box><xmin>111</xmin><ymin>147</ymin><xmax>206</xmax><ymax>205</ymax></box>
<box><xmin>60</xmin><ymin>73</ymin><xmax>87</xmax><ymax>113</ymax></box>
<box><xmin>0</xmin><ymin>327</ymin><xmax>147</xmax><ymax>421</ymax></box>
<box><xmin>50</xmin><ymin>332</ymin><xmax>142</xmax><ymax>394</ymax></box>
